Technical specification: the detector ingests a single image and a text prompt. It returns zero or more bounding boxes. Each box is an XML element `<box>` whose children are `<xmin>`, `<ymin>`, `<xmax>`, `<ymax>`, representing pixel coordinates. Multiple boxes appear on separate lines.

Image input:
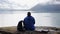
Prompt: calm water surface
<box><xmin>0</xmin><ymin>11</ymin><xmax>60</xmax><ymax>28</ymax></box>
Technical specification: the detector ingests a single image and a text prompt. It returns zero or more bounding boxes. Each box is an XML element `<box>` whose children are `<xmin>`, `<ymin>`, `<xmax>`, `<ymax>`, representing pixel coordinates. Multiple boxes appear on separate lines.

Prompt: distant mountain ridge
<box><xmin>30</xmin><ymin>4</ymin><xmax>60</xmax><ymax>13</ymax></box>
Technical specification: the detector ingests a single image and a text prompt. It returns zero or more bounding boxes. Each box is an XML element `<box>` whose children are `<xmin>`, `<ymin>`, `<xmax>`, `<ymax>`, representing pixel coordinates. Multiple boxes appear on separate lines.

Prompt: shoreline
<box><xmin>0</xmin><ymin>26</ymin><xmax>60</xmax><ymax>34</ymax></box>
<box><xmin>0</xmin><ymin>26</ymin><xmax>60</xmax><ymax>31</ymax></box>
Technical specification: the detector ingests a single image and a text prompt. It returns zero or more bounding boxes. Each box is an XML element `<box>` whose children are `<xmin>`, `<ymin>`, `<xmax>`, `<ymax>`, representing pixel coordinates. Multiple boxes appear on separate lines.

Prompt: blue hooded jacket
<box><xmin>24</xmin><ymin>16</ymin><xmax>35</xmax><ymax>31</ymax></box>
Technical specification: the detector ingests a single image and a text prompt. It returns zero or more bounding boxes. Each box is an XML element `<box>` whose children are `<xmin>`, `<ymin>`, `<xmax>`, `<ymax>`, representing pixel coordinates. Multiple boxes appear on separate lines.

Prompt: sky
<box><xmin>0</xmin><ymin>0</ymin><xmax>60</xmax><ymax>10</ymax></box>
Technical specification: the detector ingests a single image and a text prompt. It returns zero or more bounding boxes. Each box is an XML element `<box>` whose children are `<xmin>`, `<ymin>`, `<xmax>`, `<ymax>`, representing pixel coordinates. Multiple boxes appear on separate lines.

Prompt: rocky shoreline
<box><xmin>0</xmin><ymin>30</ymin><xmax>49</xmax><ymax>34</ymax></box>
<box><xmin>0</xmin><ymin>26</ymin><xmax>60</xmax><ymax>34</ymax></box>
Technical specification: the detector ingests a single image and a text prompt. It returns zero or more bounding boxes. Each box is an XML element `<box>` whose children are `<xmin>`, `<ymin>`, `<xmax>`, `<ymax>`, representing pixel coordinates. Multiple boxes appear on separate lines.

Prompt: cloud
<box><xmin>0</xmin><ymin>0</ymin><xmax>60</xmax><ymax>13</ymax></box>
<box><xmin>0</xmin><ymin>0</ymin><xmax>29</xmax><ymax>10</ymax></box>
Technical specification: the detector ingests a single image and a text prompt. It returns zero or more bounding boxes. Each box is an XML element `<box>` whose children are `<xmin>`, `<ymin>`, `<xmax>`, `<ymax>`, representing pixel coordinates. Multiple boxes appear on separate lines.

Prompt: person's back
<box><xmin>24</xmin><ymin>12</ymin><xmax>35</xmax><ymax>31</ymax></box>
<box><xmin>17</xmin><ymin>20</ymin><xmax>23</xmax><ymax>31</ymax></box>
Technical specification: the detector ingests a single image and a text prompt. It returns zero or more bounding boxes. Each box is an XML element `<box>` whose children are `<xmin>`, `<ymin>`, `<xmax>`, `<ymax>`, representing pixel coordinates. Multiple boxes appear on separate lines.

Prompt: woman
<box><xmin>17</xmin><ymin>20</ymin><xmax>23</xmax><ymax>31</ymax></box>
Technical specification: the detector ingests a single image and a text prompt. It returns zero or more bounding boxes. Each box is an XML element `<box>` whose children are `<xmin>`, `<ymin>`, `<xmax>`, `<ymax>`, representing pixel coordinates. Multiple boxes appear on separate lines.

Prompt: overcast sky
<box><xmin>0</xmin><ymin>0</ymin><xmax>60</xmax><ymax>9</ymax></box>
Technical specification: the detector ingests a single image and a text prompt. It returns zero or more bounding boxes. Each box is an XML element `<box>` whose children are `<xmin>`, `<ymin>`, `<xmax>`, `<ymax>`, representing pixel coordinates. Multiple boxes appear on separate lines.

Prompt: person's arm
<box><xmin>33</xmin><ymin>17</ymin><xmax>35</xmax><ymax>24</ymax></box>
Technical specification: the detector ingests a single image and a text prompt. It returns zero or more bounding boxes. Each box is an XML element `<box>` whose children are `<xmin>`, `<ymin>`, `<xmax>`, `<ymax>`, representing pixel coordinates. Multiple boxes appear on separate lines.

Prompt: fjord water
<box><xmin>0</xmin><ymin>11</ymin><xmax>60</xmax><ymax>28</ymax></box>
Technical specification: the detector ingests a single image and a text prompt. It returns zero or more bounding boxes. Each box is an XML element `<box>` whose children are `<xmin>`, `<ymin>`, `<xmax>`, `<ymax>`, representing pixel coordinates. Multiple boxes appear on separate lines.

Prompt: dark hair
<box><xmin>27</xmin><ymin>12</ymin><xmax>31</xmax><ymax>16</ymax></box>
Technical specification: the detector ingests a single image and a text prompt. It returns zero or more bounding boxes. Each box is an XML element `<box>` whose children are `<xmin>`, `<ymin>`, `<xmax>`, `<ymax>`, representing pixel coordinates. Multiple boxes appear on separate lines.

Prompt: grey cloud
<box><xmin>0</xmin><ymin>0</ymin><xmax>9</xmax><ymax>4</ymax></box>
<box><xmin>0</xmin><ymin>0</ymin><xmax>60</xmax><ymax>13</ymax></box>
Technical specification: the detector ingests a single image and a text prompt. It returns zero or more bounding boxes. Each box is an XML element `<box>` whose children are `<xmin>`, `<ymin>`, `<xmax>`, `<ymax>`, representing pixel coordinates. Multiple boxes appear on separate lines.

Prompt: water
<box><xmin>0</xmin><ymin>11</ymin><xmax>60</xmax><ymax>28</ymax></box>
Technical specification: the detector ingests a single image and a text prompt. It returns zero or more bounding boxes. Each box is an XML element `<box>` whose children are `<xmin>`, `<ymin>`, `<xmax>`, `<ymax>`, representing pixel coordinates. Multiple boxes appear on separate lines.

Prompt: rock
<box><xmin>0</xmin><ymin>31</ymin><xmax>12</xmax><ymax>34</ymax></box>
<box><xmin>13</xmin><ymin>31</ymin><xmax>48</xmax><ymax>34</ymax></box>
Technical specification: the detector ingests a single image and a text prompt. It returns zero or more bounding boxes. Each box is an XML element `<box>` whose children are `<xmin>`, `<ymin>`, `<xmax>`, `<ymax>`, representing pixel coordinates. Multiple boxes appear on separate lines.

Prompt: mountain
<box><xmin>30</xmin><ymin>4</ymin><xmax>60</xmax><ymax>13</ymax></box>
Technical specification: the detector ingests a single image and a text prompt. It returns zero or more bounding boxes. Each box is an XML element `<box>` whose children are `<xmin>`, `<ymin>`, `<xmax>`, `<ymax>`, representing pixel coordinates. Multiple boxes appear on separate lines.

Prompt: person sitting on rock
<box><xmin>17</xmin><ymin>20</ymin><xmax>23</xmax><ymax>31</ymax></box>
<box><xmin>23</xmin><ymin>12</ymin><xmax>35</xmax><ymax>31</ymax></box>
